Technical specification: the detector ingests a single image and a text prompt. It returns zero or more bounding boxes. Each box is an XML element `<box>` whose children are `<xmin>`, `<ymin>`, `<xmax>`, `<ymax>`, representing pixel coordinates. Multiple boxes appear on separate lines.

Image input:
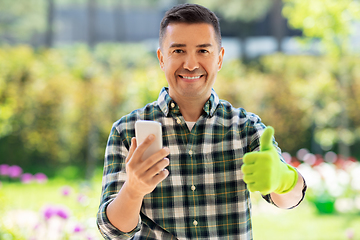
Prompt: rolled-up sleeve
<box><xmin>96</xmin><ymin>124</ymin><xmax>141</xmax><ymax>239</ymax></box>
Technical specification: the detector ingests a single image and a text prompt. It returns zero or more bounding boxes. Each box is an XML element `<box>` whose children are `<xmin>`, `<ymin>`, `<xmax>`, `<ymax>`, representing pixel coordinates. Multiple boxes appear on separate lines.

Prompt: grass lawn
<box><xmin>1</xmin><ymin>177</ymin><xmax>360</xmax><ymax>240</ymax></box>
<box><xmin>0</xmin><ymin>176</ymin><xmax>104</xmax><ymax>240</ymax></box>
<box><xmin>251</xmin><ymin>193</ymin><xmax>360</xmax><ymax>240</ymax></box>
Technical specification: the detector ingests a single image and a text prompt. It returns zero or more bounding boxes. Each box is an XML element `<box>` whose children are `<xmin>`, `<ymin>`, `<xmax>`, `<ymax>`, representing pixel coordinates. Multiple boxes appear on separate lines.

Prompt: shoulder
<box><xmin>112</xmin><ymin>101</ymin><xmax>161</xmax><ymax>136</ymax></box>
<box><xmin>216</xmin><ymin>99</ymin><xmax>262</xmax><ymax>124</ymax></box>
<box><xmin>214</xmin><ymin>99</ymin><xmax>265</xmax><ymax>141</ymax></box>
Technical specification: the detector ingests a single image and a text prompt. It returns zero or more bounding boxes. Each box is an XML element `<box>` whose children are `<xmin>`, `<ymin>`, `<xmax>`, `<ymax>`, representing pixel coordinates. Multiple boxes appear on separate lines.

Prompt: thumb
<box><xmin>260</xmin><ymin>126</ymin><xmax>275</xmax><ymax>152</ymax></box>
<box><xmin>125</xmin><ymin>137</ymin><xmax>137</xmax><ymax>163</ymax></box>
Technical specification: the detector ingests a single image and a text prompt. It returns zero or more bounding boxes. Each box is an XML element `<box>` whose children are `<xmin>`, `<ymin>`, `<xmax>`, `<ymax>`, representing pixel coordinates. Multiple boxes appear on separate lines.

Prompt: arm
<box><xmin>270</xmin><ymin>171</ymin><xmax>305</xmax><ymax>209</ymax></box>
<box><xmin>241</xmin><ymin>126</ymin><xmax>306</xmax><ymax>208</ymax></box>
<box><xmin>106</xmin><ymin>136</ymin><xmax>170</xmax><ymax>232</ymax></box>
<box><xmin>105</xmin><ymin>137</ymin><xmax>143</xmax><ymax>233</ymax></box>
<box><xmin>97</xmin><ymin>127</ymin><xmax>169</xmax><ymax>238</ymax></box>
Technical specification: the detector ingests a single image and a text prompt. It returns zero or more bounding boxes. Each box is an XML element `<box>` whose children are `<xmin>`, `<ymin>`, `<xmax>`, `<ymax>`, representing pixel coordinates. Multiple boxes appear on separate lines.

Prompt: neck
<box><xmin>179</xmin><ymin>102</ymin><xmax>204</xmax><ymax>122</ymax></box>
<box><xmin>172</xmin><ymin>96</ymin><xmax>207</xmax><ymax>122</ymax></box>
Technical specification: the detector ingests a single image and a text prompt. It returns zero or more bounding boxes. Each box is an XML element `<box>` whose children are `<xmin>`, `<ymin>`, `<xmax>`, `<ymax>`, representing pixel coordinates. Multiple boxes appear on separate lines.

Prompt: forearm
<box><xmin>270</xmin><ymin>171</ymin><xmax>305</xmax><ymax>209</ymax></box>
<box><xmin>106</xmin><ymin>182</ymin><xmax>144</xmax><ymax>233</ymax></box>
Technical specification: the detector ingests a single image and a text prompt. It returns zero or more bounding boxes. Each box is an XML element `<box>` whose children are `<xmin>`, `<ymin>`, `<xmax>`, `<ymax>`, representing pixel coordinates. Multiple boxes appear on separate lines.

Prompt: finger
<box><xmin>243</xmin><ymin>152</ymin><xmax>257</xmax><ymax>164</ymax></box>
<box><xmin>126</xmin><ymin>137</ymin><xmax>137</xmax><ymax>164</ymax></box>
<box><xmin>243</xmin><ymin>172</ymin><xmax>256</xmax><ymax>185</ymax></box>
<box><xmin>246</xmin><ymin>182</ymin><xmax>257</xmax><ymax>193</ymax></box>
<box><xmin>150</xmin><ymin>168</ymin><xmax>169</xmax><ymax>186</ymax></box>
<box><xmin>260</xmin><ymin>126</ymin><xmax>275</xmax><ymax>152</ymax></box>
<box><xmin>142</xmin><ymin>147</ymin><xmax>170</xmax><ymax>170</ymax></box>
<box><xmin>241</xmin><ymin>163</ymin><xmax>256</xmax><ymax>175</ymax></box>
<box><xmin>149</xmin><ymin>147</ymin><xmax>170</xmax><ymax>161</ymax></box>
<box><xmin>132</xmin><ymin>134</ymin><xmax>156</xmax><ymax>162</ymax></box>
<box><xmin>146</xmin><ymin>158</ymin><xmax>170</xmax><ymax>177</ymax></box>
<box><xmin>128</xmin><ymin>147</ymin><xmax>169</xmax><ymax>183</ymax></box>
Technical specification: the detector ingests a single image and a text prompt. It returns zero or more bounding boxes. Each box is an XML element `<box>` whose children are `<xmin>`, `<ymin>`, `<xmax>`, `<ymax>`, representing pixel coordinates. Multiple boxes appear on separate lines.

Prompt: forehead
<box><xmin>162</xmin><ymin>23</ymin><xmax>217</xmax><ymax>47</ymax></box>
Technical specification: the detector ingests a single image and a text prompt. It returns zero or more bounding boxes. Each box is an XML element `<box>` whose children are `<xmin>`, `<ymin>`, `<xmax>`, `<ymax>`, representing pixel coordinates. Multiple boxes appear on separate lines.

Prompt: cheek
<box><xmin>202</xmin><ymin>60</ymin><xmax>219</xmax><ymax>74</ymax></box>
<box><xmin>165</xmin><ymin>59</ymin><xmax>182</xmax><ymax>74</ymax></box>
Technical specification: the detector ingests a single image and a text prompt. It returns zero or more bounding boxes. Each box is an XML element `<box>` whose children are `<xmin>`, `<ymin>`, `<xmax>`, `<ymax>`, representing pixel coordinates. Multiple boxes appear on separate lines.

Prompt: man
<box><xmin>97</xmin><ymin>3</ymin><xmax>306</xmax><ymax>240</ymax></box>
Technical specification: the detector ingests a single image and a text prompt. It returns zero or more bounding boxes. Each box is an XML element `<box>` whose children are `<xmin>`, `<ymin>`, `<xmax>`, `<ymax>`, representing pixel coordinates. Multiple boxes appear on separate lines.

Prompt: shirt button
<box><xmin>176</xmin><ymin>118</ymin><xmax>181</xmax><ymax>124</ymax></box>
<box><xmin>171</xmin><ymin>102</ymin><xmax>175</xmax><ymax>108</ymax></box>
<box><xmin>193</xmin><ymin>220</ymin><xmax>198</xmax><ymax>226</ymax></box>
<box><xmin>188</xmin><ymin>150</ymin><xmax>193</xmax><ymax>155</ymax></box>
<box><xmin>191</xmin><ymin>185</ymin><xmax>196</xmax><ymax>191</ymax></box>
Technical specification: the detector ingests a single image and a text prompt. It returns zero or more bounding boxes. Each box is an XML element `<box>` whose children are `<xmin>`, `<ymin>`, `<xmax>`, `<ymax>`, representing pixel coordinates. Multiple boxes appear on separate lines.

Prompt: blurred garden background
<box><xmin>1</xmin><ymin>0</ymin><xmax>360</xmax><ymax>239</ymax></box>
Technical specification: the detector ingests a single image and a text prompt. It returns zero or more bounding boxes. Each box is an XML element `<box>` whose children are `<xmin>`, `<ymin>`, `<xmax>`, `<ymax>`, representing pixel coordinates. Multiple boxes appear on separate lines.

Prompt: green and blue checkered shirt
<box><xmin>97</xmin><ymin>87</ymin><xmax>303</xmax><ymax>239</ymax></box>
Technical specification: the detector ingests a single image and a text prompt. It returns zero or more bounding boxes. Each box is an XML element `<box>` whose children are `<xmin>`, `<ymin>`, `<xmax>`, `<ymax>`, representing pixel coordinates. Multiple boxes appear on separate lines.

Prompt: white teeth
<box><xmin>182</xmin><ymin>76</ymin><xmax>201</xmax><ymax>79</ymax></box>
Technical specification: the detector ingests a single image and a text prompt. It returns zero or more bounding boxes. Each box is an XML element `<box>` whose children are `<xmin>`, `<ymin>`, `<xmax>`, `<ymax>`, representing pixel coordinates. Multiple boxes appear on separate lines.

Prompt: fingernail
<box><xmin>148</xmin><ymin>134</ymin><xmax>155</xmax><ymax>140</ymax></box>
<box><xmin>164</xmin><ymin>147</ymin><xmax>170</xmax><ymax>154</ymax></box>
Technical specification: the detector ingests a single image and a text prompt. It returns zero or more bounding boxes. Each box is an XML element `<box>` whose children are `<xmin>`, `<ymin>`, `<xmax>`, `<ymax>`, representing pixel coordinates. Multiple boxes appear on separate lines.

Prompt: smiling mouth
<box><xmin>179</xmin><ymin>75</ymin><xmax>204</xmax><ymax>80</ymax></box>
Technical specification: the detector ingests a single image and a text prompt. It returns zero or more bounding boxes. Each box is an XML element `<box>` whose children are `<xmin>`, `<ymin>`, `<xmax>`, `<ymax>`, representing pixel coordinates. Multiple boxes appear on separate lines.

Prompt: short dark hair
<box><xmin>159</xmin><ymin>3</ymin><xmax>222</xmax><ymax>50</ymax></box>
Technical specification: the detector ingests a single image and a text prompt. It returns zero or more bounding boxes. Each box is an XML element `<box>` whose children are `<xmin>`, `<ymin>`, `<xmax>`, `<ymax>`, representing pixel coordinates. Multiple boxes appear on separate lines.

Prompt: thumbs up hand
<box><xmin>241</xmin><ymin>127</ymin><xmax>298</xmax><ymax>196</ymax></box>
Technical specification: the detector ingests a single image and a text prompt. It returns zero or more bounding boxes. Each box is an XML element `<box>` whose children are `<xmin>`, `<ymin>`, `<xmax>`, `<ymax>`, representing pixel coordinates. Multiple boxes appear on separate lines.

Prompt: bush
<box><xmin>1</xmin><ymin>45</ymin><xmax>359</xmax><ymax>176</ymax></box>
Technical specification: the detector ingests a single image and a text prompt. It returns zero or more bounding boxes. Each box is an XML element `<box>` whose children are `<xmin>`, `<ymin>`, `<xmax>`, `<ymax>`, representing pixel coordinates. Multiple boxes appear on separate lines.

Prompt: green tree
<box><xmin>283</xmin><ymin>0</ymin><xmax>360</xmax><ymax>57</ymax></box>
<box><xmin>282</xmin><ymin>0</ymin><xmax>360</xmax><ymax>157</ymax></box>
<box><xmin>0</xmin><ymin>44</ymin><xmax>165</xmax><ymax>177</ymax></box>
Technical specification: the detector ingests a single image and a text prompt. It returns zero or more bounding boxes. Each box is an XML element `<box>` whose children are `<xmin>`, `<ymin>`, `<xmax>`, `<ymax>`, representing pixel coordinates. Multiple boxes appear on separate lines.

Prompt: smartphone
<box><xmin>135</xmin><ymin>120</ymin><xmax>163</xmax><ymax>161</ymax></box>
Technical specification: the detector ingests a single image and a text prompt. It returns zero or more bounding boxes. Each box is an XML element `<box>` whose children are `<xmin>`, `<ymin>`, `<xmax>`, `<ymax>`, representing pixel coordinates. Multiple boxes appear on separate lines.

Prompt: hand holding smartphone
<box><xmin>135</xmin><ymin>120</ymin><xmax>163</xmax><ymax>161</ymax></box>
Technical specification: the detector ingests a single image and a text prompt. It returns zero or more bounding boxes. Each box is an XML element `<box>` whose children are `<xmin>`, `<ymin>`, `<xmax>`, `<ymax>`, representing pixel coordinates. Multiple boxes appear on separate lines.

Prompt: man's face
<box><xmin>157</xmin><ymin>23</ymin><xmax>224</xmax><ymax>103</ymax></box>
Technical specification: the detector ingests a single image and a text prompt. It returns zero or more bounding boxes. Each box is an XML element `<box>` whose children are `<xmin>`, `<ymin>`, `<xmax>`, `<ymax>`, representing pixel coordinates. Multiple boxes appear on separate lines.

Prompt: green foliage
<box><xmin>0</xmin><ymin>44</ymin><xmax>166</xmax><ymax>176</ymax></box>
<box><xmin>283</xmin><ymin>0</ymin><xmax>360</xmax><ymax>57</ymax></box>
<box><xmin>1</xmin><ymin>44</ymin><xmax>359</xmax><ymax>174</ymax></box>
<box><xmin>282</xmin><ymin>0</ymin><xmax>360</xmax><ymax>157</ymax></box>
<box><xmin>215</xmin><ymin>54</ymin><xmax>360</xmax><ymax>154</ymax></box>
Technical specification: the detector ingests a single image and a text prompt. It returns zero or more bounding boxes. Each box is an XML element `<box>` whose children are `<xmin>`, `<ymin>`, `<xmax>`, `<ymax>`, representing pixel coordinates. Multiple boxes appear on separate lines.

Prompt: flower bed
<box><xmin>283</xmin><ymin>149</ymin><xmax>360</xmax><ymax>214</ymax></box>
<box><xmin>0</xmin><ymin>164</ymin><xmax>102</xmax><ymax>240</ymax></box>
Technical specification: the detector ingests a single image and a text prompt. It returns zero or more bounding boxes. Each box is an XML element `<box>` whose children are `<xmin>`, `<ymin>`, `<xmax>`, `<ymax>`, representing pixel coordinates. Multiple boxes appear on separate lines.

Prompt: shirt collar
<box><xmin>157</xmin><ymin>87</ymin><xmax>219</xmax><ymax>117</ymax></box>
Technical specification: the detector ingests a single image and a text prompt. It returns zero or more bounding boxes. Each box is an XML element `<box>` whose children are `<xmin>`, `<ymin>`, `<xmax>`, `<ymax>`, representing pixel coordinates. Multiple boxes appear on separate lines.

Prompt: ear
<box><xmin>218</xmin><ymin>47</ymin><xmax>225</xmax><ymax>71</ymax></box>
<box><xmin>157</xmin><ymin>48</ymin><xmax>165</xmax><ymax>71</ymax></box>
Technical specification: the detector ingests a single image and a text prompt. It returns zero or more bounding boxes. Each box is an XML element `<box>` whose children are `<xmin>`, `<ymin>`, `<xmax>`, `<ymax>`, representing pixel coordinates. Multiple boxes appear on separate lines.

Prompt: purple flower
<box><xmin>86</xmin><ymin>235</ymin><xmax>94</xmax><ymax>240</ymax></box>
<box><xmin>61</xmin><ymin>186</ymin><xmax>72</xmax><ymax>196</ymax></box>
<box><xmin>56</xmin><ymin>207</ymin><xmax>70</xmax><ymax>219</ymax></box>
<box><xmin>43</xmin><ymin>205</ymin><xmax>56</xmax><ymax>220</ymax></box>
<box><xmin>21</xmin><ymin>173</ymin><xmax>33</xmax><ymax>184</ymax></box>
<box><xmin>0</xmin><ymin>164</ymin><xmax>9</xmax><ymax>176</ymax></box>
<box><xmin>42</xmin><ymin>205</ymin><xmax>70</xmax><ymax>220</ymax></box>
<box><xmin>73</xmin><ymin>224</ymin><xmax>84</xmax><ymax>233</ymax></box>
<box><xmin>77</xmin><ymin>194</ymin><xmax>88</xmax><ymax>205</ymax></box>
<box><xmin>34</xmin><ymin>173</ymin><xmax>48</xmax><ymax>183</ymax></box>
<box><xmin>346</xmin><ymin>228</ymin><xmax>354</xmax><ymax>239</ymax></box>
<box><xmin>8</xmin><ymin>165</ymin><xmax>23</xmax><ymax>178</ymax></box>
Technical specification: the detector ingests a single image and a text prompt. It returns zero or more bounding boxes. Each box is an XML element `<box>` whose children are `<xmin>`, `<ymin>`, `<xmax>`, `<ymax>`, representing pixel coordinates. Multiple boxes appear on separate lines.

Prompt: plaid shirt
<box><xmin>97</xmin><ymin>87</ymin><xmax>299</xmax><ymax>240</ymax></box>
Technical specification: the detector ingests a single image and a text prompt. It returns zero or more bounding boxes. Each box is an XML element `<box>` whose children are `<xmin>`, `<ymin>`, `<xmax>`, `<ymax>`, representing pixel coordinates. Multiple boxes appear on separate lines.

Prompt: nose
<box><xmin>183</xmin><ymin>53</ymin><xmax>199</xmax><ymax>71</ymax></box>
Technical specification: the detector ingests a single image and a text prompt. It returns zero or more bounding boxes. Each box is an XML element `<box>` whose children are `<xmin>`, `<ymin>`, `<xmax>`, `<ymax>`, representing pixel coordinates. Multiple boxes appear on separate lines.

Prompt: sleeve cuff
<box><xmin>262</xmin><ymin>171</ymin><xmax>307</xmax><ymax>209</ymax></box>
<box><xmin>97</xmin><ymin>199</ymin><xmax>142</xmax><ymax>239</ymax></box>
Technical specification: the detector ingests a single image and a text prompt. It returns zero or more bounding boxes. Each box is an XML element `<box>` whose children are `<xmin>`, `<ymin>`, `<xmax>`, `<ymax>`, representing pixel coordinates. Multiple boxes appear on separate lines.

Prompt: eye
<box><xmin>199</xmin><ymin>49</ymin><xmax>209</xmax><ymax>54</ymax></box>
<box><xmin>174</xmin><ymin>49</ymin><xmax>184</xmax><ymax>53</ymax></box>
